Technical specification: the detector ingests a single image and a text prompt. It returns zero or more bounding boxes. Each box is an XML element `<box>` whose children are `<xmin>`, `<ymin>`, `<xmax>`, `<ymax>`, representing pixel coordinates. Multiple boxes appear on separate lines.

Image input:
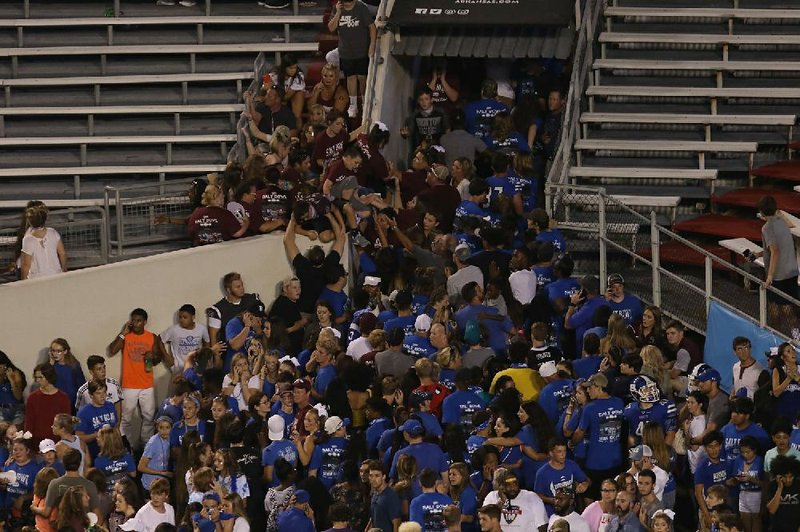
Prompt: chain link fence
<box><xmin>0</xmin><ymin>207</ymin><xmax>108</xmax><ymax>281</ymax></box>
<box><xmin>104</xmin><ymin>179</ymin><xmax>195</xmax><ymax>256</ymax></box>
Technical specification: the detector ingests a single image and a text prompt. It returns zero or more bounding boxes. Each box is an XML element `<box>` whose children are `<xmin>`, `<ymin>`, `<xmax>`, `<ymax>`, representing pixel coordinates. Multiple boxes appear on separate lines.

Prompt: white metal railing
<box><xmin>549</xmin><ymin>183</ymin><xmax>800</xmax><ymax>341</ymax></box>
<box><xmin>547</xmin><ymin>0</ymin><xmax>605</xmax><ymax>192</ymax></box>
<box><xmin>104</xmin><ymin>178</ymin><xmax>197</xmax><ymax>256</ymax></box>
<box><xmin>0</xmin><ymin>206</ymin><xmax>108</xmax><ymax>278</ymax></box>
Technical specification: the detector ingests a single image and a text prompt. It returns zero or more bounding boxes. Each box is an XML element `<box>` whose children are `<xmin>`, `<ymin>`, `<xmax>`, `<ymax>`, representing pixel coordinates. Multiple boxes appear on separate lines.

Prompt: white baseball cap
<box><xmin>39</xmin><ymin>438</ymin><xmax>57</xmax><ymax>454</ymax></box>
<box><xmin>267</xmin><ymin>415</ymin><xmax>285</xmax><ymax>441</ymax></box>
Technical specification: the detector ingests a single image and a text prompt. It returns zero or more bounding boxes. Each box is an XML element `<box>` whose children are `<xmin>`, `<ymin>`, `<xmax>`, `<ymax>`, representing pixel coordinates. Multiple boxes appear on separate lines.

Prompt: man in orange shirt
<box><xmin>107</xmin><ymin>308</ymin><xmax>171</xmax><ymax>450</ymax></box>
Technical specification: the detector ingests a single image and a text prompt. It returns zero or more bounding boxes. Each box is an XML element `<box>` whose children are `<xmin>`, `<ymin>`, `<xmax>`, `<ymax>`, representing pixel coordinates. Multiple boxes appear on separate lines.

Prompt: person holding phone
<box><xmin>766</xmin><ymin>454</ymin><xmax>800</xmax><ymax>528</ymax></box>
<box><xmin>565</xmin><ymin>276</ymin><xmax>610</xmax><ymax>358</ymax></box>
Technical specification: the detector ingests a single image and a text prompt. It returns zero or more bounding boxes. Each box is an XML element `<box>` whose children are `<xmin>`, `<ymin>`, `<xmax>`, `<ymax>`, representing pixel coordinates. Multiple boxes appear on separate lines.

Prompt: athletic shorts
<box><xmin>340</xmin><ymin>56</ymin><xmax>370</xmax><ymax>77</ymax></box>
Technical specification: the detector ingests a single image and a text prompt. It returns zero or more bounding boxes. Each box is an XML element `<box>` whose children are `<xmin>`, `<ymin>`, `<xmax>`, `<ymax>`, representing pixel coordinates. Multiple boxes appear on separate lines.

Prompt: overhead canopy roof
<box><xmin>388</xmin><ymin>0</ymin><xmax>573</xmax><ymax>27</ymax></box>
<box><xmin>392</xmin><ymin>26</ymin><xmax>574</xmax><ymax>60</ymax></box>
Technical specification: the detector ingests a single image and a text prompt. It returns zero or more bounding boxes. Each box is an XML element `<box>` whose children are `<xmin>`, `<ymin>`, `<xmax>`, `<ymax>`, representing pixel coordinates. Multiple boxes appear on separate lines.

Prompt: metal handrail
<box><xmin>550</xmin><ymin>183</ymin><xmax>800</xmax><ymax>339</ymax></box>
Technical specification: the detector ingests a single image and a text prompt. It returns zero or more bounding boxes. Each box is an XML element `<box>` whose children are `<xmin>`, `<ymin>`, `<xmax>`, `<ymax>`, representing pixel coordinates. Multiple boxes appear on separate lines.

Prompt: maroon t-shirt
<box><xmin>399</xmin><ymin>170</ymin><xmax>429</xmax><ymax>204</ymax></box>
<box><xmin>254</xmin><ymin>185</ymin><xmax>292</xmax><ymax>224</ymax></box>
<box><xmin>324</xmin><ymin>159</ymin><xmax>359</xmax><ymax>189</ymax></box>
<box><xmin>416</xmin><ymin>183</ymin><xmax>462</xmax><ymax>232</ymax></box>
<box><xmin>187</xmin><ymin>206</ymin><xmax>241</xmax><ymax>246</ymax></box>
<box><xmin>426</xmin><ymin>72</ymin><xmax>460</xmax><ymax>114</ymax></box>
<box><xmin>355</xmin><ymin>133</ymin><xmax>389</xmax><ymax>188</ymax></box>
<box><xmin>312</xmin><ymin>130</ymin><xmax>348</xmax><ymax>174</ymax></box>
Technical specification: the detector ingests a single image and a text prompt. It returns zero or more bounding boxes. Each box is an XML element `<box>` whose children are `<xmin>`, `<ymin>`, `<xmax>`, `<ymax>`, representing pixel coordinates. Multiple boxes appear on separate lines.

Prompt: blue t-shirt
<box><xmin>417</xmin><ymin>412</ymin><xmax>444</xmax><ymax>439</ymax></box>
<box><xmin>623</xmin><ymin>400</ymin><xmax>677</xmax><ymax>446</ymax></box>
<box><xmin>76</xmin><ymin>401</ymin><xmax>118</xmax><ymax>458</ymax></box>
<box><xmin>3</xmin><ymin>460</ymin><xmax>41</xmax><ymax>506</ymax></box>
<box><xmin>694</xmin><ymin>456</ymin><xmax>729</xmax><ymax>494</ymax></box>
<box><xmin>721</xmin><ymin>422</ymin><xmax>771</xmax><ymax>460</ymax></box>
<box><xmin>377</xmin><ymin>309</ymin><xmax>398</xmax><ymax>327</ymax></box>
<box><xmin>262</xmin><ymin>440</ymin><xmax>299</xmax><ymax>488</ymax></box>
<box><xmin>730</xmin><ymin>454</ymin><xmax>763</xmax><ymax>493</ymax></box>
<box><xmin>366</xmin><ymin>417</ymin><xmax>393</xmax><ymax>454</ymax></box>
<box><xmin>313</xmin><ymin>364</ymin><xmax>337</xmax><ymax>397</ymax></box>
<box><xmin>508</xmin><ymin>173</ymin><xmax>538</xmax><ymax>213</ymax></box>
<box><xmin>464</xmin><ymin>98</ymin><xmax>509</xmax><ymax>140</ymax></box>
<box><xmin>309</xmin><ymin>436</ymin><xmax>348</xmax><ymax>489</ymax></box>
<box><xmin>454</xmin><ymin>200</ymin><xmax>498</xmax><ymax>232</ymax></box>
<box><xmin>439</xmin><ymin>368</ymin><xmax>457</xmax><ymax>392</ymax></box>
<box><xmin>545</xmin><ymin>278</ymin><xmax>581</xmax><ymax>307</ymax></box>
<box><xmin>409</xmin><ymin>491</ymin><xmax>453</xmax><ymax>532</ymax></box>
<box><xmin>455</xmin><ymin>305</ymin><xmax>513</xmax><ymax>353</ymax></box>
<box><xmin>486</xmin><ymin>175</ymin><xmax>517</xmax><ymax>205</ymax></box>
<box><xmin>517</xmin><ymin>424</ymin><xmax>546</xmax><ymax>490</ymax></box>
<box><xmin>95</xmin><ymin>452</ymin><xmax>136</xmax><ymax>493</ymax></box>
<box><xmin>183</xmin><ymin>367</ymin><xmax>203</xmax><ymax>390</ymax></box>
<box><xmin>53</xmin><ymin>362</ymin><xmax>85</xmax><ymax>410</ymax></box>
<box><xmin>169</xmin><ymin>419</ymin><xmax>207</xmax><ymax>448</ymax></box>
<box><xmin>532</xmin><ymin>265</ymin><xmax>554</xmax><ymax>289</ymax></box>
<box><xmin>578</xmin><ymin>396</ymin><xmax>625</xmax><ymax>470</ymax></box>
<box><xmin>0</xmin><ymin>381</ymin><xmax>19</xmax><ymax>406</ymax></box>
<box><xmin>453</xmin><ymin>232</ymin><xmax>483</xmax><ymax>254</ymax></box>
<box><xmin>567</xmin><ymin>297</ymin><xmax>611</xmax><ymax>356</ymax></box>
<box><xmin>156</xmin><ymin>398</ymin><xmax>184</xmax><ymax>424</ymax></box>
<box><xmin>534</xmin><ymin>460</ymin><xmax>589</xmax><ymax>516</ymax></box>
<box><xmin>560</xmin><ymin>407</ymin><xmax>587</xmax><ymax>460</ymax></box>
<box><xmin>442</xmin><ymin>390</ymin><xmax>488</xmax><ymax>433</ymax></box>
<box><xmin>384</xmin><ymin>315</ymin><xmax>416</xmax><ymax>336</ymax></box>
<box><xmin>411</xmin><ymin>294</ymin><xmax>429</xmax><ymax>316</ymax></box>
<box><xmin>390</xmin><ymin>442</ymin><xmax>448</xmax><ymax>480</ymax></box>
<box><xmin>371</xmin><ymin>487</ymin><xmax>402</xmax><ymax>532</ymax></box>
<box><xmin>608</xmin><ymin>293</ymin><xmax>644</xmax><ymax>327</ymax></box>
<box><xmin>488</xmin><ymin>133</ymin><xmax>531</xmax><ymax>154</ymax></box>
<box><xmin>318</xmin><ymin>288</ymin><xmax>349</xmax><ymax>318</ymax></box>
<box><xmin>573</xmin><ymin>355</ymin><xmax>603</xmax><ymax>379</ymax></box>
<box><xmin>791</xmin><ymin>427</ymin><xmax>800</xmax><ymax>452</ymax></box>
<box><xmin>277</xmin><ymin>507</ymin><xmax>315</xmax><ymax>532</ymax></box>
<box><xmin>141</xmin><ymin>433</ymin><xmax>171</xmax><ymax>490</ymax></box>
<box><xmin>536</xmin><ymin>229</ymin><xmax>566</xmax><ymax>253</ymax></box>
<box><xmin>539</xmin><ymin>379</ymin><xmax>575</xmax><ymax>426</ymax></box>
<box><xmin>403</xmin><ymin>335</ymin><xmax>436</xmax><ymax>359</ymax></box>
<box><xmin>455</xmin><ymin>485</ymin><xmax>479</xmax><ymax>532</ymax></box>
<box><xmin>224</xmin><ymin>317</ymin><xmax>254</xmax><ymax>371</ymax></box>
<box><xmin>498</xmin><ymin>443</ymin><xmax>523</xmax><ymax>470</ymax></box>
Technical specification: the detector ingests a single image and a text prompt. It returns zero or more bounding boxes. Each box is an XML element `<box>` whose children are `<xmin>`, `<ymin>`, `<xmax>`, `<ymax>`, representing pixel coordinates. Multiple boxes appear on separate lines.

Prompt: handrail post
<box><xmin>103</xmin><ymin>186</ymin><xmax>112</xmax><ymax>253</ymax></box>
<box><xmin>598</xmin><ymin>189</ymin><xmax>607</xmax><ymax>292</ymax></box>
<box><xmin>650</xmin><ymin>211</ymin><xmax>661</xmax><ymax>307</ymax></box>
<box><xmin>759</xmin><ymin>286</ymin><xmax>767</xmax><ymax>328</ymax></box>
<box><xmin>115</xmin><ymin>189</ymin><xmax>123</xmax><ymax>257</ymax></box>
<box><xmin>704</xmin><ymin>256</ymin><xmax>713</xmax><ymax>316</ymax></box>
<box><xmin>99</xmin><ymin>209</ymin><xmax>109</xmax><ymax>264</ymax></box>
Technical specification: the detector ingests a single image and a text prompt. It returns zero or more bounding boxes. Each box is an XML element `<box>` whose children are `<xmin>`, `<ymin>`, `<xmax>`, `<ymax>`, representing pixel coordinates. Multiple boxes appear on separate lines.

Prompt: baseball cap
<box><xmin>363</xmin><ymin>276</ymin><xmax>381</xmax><ymax>287</ymax></box>
<box><xmin>454</xmin><ymin>243</ymin><xmax>471</xmax><ymax>262</ymax></box>
<box><xmin>248</xmin><ymin>301</ymin><xmax>267</xmax><ymax>318</ymax></box>
<box><xmin>388</xmin><ymin>289</ymin><xmax>399</xmax><ymax>303</ymax></box>
<box><xmin>696</xmin><ymin>368</ymin><xmax>721</xmax><ymax>383</ymax></box>
<box><xmin>539</xmin><ymin>361</ymin><xmax>557</xmax><ymax>378</ymax></box>
<box><xmin>39</xmin><ymin>439</ymin><xmax>56</xmax><ymax>454</ymax></box>
<box><xmin>294</xmin><ymin>489</ymin><xmax>310</xmax><ymax>504</ymax></box>
<box><xmin>292</xmin><ymin>378</ymin><xmax>311</xmax><ymax>391</ymax></box>
<box><xmin>324</xmin><ymin>416</ymin><xmax>351</xmax><ymax>435</ymax></box>
<box><xmin>629</xmin><ymin>444</ymin><xmax>654</xmax><ymax>461</ymax></box>
<box><xmin>267</xmin><ymin>415</ymin><xmax>285</xmax><ymax>441</ymax></box>
<box><xmin>463</xmin><ymin>320</ymin><xmax>481</xmax><ymax>345</ymax></box>
<box><xmin>607</xmin><ymin>273</ymin><xmax>625</xmax><ymax>285</ymax></box>
<box><xmin>191</xmin><ymin>515</ymin><xmax>216</xmax><ymax>532</ymax></box>
<box><xmin>399</xmin><ymin>419</ymin><xmax>424</xmax><ymax>436</ymax></box>
<box><xmin>410</xmin><ymin>390</ymin><xmax>433</xmax><ymax>408</ymax></box>
<box><xmin>415</xmin><ymin>314</ymin><xmax>432</xmax><ymax>332</ymax></box>
<box><xmin>586</xmin><ymin>372</ymin><xmax>608</xmax><ymax>389</ymax></box>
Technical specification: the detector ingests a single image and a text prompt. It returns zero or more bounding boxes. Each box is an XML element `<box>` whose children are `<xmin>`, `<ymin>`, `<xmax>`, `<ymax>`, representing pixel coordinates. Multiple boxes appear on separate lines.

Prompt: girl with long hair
<box><xmin>561</xmin><ymin>382</ymin><xmax>591</xmax><ymax>467</ymax></box>
<box><xmin>269</xmin><ymin>53</ymin><xmax>306</xmax><ymax>127</ymax></box>
<box><xmin>451</xmin><ymin>157</ymin><xmax>475</xmax><ymax>201</ymax></box>
<box><xmin>635</xmin><ymin>305</ymin><xmax>666</xmax><ymax>350</ymax></box>
<box><xmin>94</xmin><ymin>426</ymin><xmax>136</xmax><ymax>494</ymax></box>
<box><xmin>19</xmin><ymin>202</ymin><xmax>67</xmax><ymax>279</ymax></box>
<box><xmin>771</xmin><ymin>342</ymin><xmax>800</xmax><ymax>422</ymax></box>
<box><xmin>213</xmin><ymin>448</ymin><xmax>250</xmax><ymax>502</ymax></box>
<box><xmin>642</xmin><ymin>421</ymin><xmax>677</xmax><ymax>508</ymax></box>
<box><xmin>600</xmin><ymin>313</ymin><xmax>637</xmax><ymax>356</ymax></box>
<box><xmin>221</xmin><ymin>493</ymin><xmax>250</xmax><ymax>532</ymax></box>
<box><xmin>292</xmin><ymin>407</ymin><xmax>321</xmax><ymax>467</ymax></box>
<box><xmin>640</xmin><ymin>345</ymin><xmax>672</xmax><ymax>400</ymax></box>
<box><xmin>0</xmin><ymin>350</ymin><xmax>26</xmax><ymax>425</ymax></box>
<box><xmin>47</xmin><ymin>338</ymin><xmax>86</xmax><ymax>408</ymax></box>
<box><xmin>107</xmin><ymin>477</ymin><xmax>142</xmax><ymax>532</ymax></box>
<box><xmin>30</xmin><ymin>466</ymin><xmax>59</xmax><ymax>532</ymax></box>
<box><xmin>447</xmin><ymin>462</ymin><xmax>477</xmax><ymax>531</ymax></box>
<box><xmin>56</xmin><ymin>486</ymin><xmax>90</xmax><ymax>531</ymax></box>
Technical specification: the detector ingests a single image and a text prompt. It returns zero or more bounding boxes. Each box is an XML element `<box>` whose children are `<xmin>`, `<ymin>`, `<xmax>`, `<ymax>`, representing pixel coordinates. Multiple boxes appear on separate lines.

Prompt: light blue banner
<box><xmin>704</xmin><ymin>302</ymin><xmax>784</xmax><ymax>393</ymax></box>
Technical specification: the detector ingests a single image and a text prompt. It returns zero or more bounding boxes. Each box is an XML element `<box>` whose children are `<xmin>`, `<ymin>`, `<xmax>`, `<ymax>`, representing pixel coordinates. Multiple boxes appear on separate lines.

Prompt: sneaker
<box><xmin>347</xmin><ymin>102</ymin><xmax>358</xmax><ymax>118</ymax></box>
<box><xmin>156</xmin><ymin>0</ymin><xmax>176</xmax><ymax>4</ymax></box>
<box><xmin>179</xmin><ymin>0</ymin><xmax>197</xmax><ymax>5</ymax></box>
<box><xmin>262</xmin><ymin>1</ymin><xmax>290</xmax><ymax>8</ymax></box>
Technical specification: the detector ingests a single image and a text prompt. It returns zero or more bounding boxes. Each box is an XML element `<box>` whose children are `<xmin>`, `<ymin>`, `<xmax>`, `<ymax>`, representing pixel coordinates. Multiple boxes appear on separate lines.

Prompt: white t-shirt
<box><xmin>509</xmin><ymin>269</ymin><xmax>537</xmax><ymax>305</ymax></box>
<box><xmin>161</xmin><ymin>323</ymin><xmax>210</xmax><ymax>373</ymax></box>
<box><xmin>731</xmin><ymin>360</ymin><xmax>765</xmax><ymax>399</ymax></box>
<box><xmin>687</xmin><ymin>414</ymin><xmax>707</xmax><ymax>474</ymax></box>
<box><xmin>549</xmin><ymin>512</ymin><xmax>591</xmax><ymax>532</ymax></box>
<box><xmin>346</xmin><ymin>336</ymin><xmax>372</xmax><ymax>362</ymax></box>
<box><xmin>21</xmin><ymin>227</ymin><xmax>63</xmax><ymax>278</ymax></box>
<box><xmin>483</xmin><ymin>489</ymin><xmax>548</xmax><ymax>531</ymax></box>
<box><xmin>120</xmin><ymin>502</ymin><xmax>175</xmax><ymax>532</ymax></box>
<box><xmin>230</xmin><ymin>516</ymin><xmax>250</xmax><ymax>532</ymax></box>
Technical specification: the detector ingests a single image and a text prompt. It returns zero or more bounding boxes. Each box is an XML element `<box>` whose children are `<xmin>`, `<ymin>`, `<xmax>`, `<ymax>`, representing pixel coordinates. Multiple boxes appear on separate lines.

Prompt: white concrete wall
<box><xmin>0</xmin><ymin>234</ymin><xmax>334</xmax><ymax>403</ymax></box>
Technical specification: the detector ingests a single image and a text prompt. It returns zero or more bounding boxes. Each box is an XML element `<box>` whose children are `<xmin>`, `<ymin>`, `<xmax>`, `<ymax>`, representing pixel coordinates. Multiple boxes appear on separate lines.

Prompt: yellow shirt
<box><xmin>489</xmin><ymin>366</ymin><xmax>545</xmax><ymax>402</ymax></box>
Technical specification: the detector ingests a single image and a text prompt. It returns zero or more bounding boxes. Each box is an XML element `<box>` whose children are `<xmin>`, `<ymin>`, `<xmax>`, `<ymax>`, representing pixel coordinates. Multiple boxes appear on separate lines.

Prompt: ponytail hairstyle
<box><xmin>25</xmin><ymin>202</ymin><xmax>48</xmax><ymax>229</ymax></box>
<box><xmin>53</xmin><ymin>413</ymin><xmax>81</xmax><ymax>435</ymax></box>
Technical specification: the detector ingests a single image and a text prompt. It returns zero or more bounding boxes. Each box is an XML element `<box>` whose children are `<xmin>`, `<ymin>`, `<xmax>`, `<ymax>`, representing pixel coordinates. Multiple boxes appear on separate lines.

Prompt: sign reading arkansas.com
<box><xmin>389</xmin><ymin>0</ymin><xmax>573</xmax><ymax>27</ymax></box>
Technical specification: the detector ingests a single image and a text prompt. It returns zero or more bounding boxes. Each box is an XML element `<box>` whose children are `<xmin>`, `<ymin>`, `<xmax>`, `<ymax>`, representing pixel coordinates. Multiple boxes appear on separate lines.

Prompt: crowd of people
<box><xmin>5</xmin><ymin>2</ymin><xmax>800</xmax><ymax>532</ymax></box>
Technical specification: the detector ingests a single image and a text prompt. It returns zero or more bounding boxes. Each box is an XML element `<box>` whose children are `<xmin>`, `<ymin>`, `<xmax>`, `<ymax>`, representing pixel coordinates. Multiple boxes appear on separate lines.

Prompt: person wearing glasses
<box><xmin>47</xmin><ymin>338</ymin><xmax>85</xmax><ymax>413</ymax></box>
<box><xmin>730</xmin><ymin>336</ymin><xmax>768</xmax><ymax>400</ymax></box>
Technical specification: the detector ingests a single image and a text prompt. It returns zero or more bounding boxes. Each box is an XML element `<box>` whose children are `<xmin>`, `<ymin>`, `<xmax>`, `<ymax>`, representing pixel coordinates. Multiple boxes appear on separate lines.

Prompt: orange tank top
<box><xmin>121</xmin><ymin>330</ymin><xmax>155</xmax><ymax>389</ymax></box>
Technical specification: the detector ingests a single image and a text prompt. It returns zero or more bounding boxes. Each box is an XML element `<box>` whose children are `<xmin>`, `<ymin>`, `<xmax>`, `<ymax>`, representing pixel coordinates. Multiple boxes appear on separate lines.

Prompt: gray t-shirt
<box><xmin>462</xmin><ymin>347</ymin><xmax>495</xmax><ymax>370</ymax></box>
<box><xmin>336</xmin><ymin>1</ymin><xmax>374</xmax><ymax>59</ymax></box>
<box><xmin>440</xmin><ymin>129</ymin><xmax>487</xmax><ymax>167</ymax></box>
<box><xmin>706</xmin><ymin>390</ymin><xmax>731</xmax><ymax>429</ymax></box>
<box><xmin>375</xmin><ymin>348</ymin><xmax>415</xmax><ymax>378</ymax></box>
<box><xmin>762</xmin><ymin>216</ymin><xmax>799</xmax><ymax>281</ymax></box>
<box><xmin>44</xmin><ymin>475</ymin><xmax>100</xmax><ymax>511</ymax></box>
